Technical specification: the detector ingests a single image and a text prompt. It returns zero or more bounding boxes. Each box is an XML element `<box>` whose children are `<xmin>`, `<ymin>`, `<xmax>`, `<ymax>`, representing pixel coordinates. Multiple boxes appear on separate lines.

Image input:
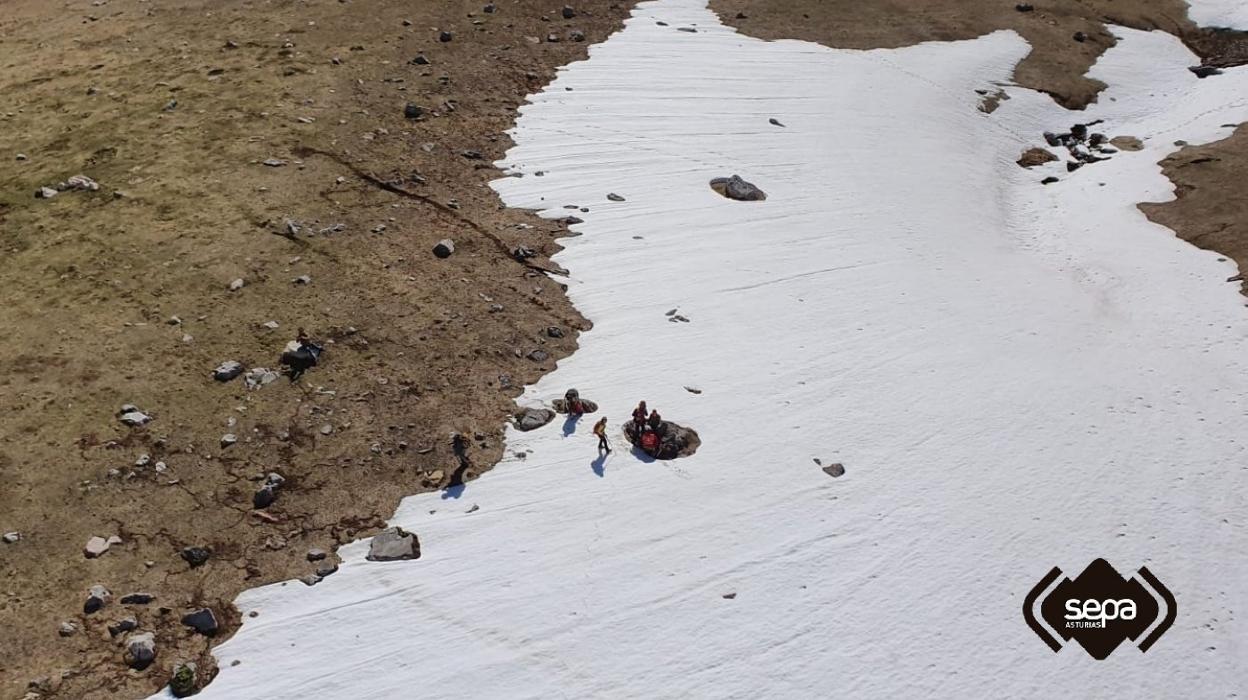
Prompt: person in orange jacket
<box><xmin>593</xmin><ymin>416</ymin><xmax>610</xmax><ymax>453</ymax></box>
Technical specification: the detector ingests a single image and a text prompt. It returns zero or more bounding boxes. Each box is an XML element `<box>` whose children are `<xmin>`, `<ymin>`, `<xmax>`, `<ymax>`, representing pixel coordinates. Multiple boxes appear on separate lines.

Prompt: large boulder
<box><xmin>84</xmin><ymin>584</ymin><xmax>111</xmax><ymax>614</ymax></box>
<box><xmin>709</xmin><ymin>174</ymin><xmax>766</xmax><ymax>201</ymax></box>
<box><xmin>367</xmin><ymin>527</ymin><xmax>421</xmax><ymax>561</ymax></box>
<box><xmin>514</xmin><ymin>407</ymin><xmax>556</xmax><ymax>431</ymax></box>
<box><xmin>623</xmin><ymin>420</ymin><xmax>701</xmax><ymax>460</ymax></box>
<box><xmin>169</xmin><ymin>662</ymin><xmax>198</xmax><ymax>698</ymax></box>
<box><xmin>212</xmin><ymin>361</ymin><xmax>244</xmax><ymax>382</ymax></box>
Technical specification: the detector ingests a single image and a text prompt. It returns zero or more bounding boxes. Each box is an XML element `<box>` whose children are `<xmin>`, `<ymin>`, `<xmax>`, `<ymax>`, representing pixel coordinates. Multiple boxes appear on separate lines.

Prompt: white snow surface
<box><xmin>184</xmin><ymin>1</ymin><xmax>1248</xmax><ymax>697</ymax></box>
<box><xmin>1188</xmin><ymin>0</ymin><xmax>1248</xmax><ymax>29</ymax></box>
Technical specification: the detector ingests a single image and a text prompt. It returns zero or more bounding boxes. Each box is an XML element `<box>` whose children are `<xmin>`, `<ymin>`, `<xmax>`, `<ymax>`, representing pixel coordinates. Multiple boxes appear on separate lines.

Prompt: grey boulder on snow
<box><xmin>366</xmin><ymin>527</ymin><xmax>421</xmax><ymax>561</ymax></box>
<box><xmin>709</xmin><ymin>174</ymin><xmax>767</xmax><ymax>201</ymax></box>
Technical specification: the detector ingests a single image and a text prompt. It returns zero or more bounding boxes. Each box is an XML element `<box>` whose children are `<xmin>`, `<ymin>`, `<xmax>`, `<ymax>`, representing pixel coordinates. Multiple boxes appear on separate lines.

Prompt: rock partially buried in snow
<box><xmin>822</xmin><ymin>462</ymin><xmax>846</xmax><ymax>478</ymax></box>
<box><xmin>623</xmin><ymin>420</ymin><xmax>701</xmax><ymax>460</ymax></box>
<box><xmin>514</xmin><ymin>407</ymin><xmax>556</xmax><ymax>431</ymax></box>
<box><xmin>709</xmin><ymin>174</ymin><xmax>766</xmax><ymax>201</ymax></box>
<box><xmin>1017</xmin><ymin>147</ymin><xmax>1058</xmax><ymax>168</ymax></box>
<box><xmin>367</xmin><ymin>526</ymin><xmax>421</xmax><ymax>561</ymax></box>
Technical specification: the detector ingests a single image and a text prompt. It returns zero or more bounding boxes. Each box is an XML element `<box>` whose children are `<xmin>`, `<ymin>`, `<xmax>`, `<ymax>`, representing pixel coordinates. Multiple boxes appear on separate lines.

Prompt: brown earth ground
<box><xmin>0</xmin><ymin>0</ymin><xmax>633</xmax><ymax>698</ymax></box>
<box><xmin>713</xmin><ymin>0</ymin><xmax>1248</xmax><ymax>288</ymax></box>
<box><xmin>3</xmin><ymin>0</ymin><xmax>1248</xmax><ymax>698</ymax></box>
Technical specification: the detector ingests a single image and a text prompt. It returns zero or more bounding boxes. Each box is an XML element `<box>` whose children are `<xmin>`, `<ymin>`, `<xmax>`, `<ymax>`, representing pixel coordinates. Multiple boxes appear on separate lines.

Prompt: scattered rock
<box><xmin>35</xmin><ymin>186</ymin><xmax>58</xmax><ymax>199</ymax></box>
<box><xmin>84</xmin><ymin>584</ymin><xmax>111</xmax><ymax>614</ymax></box>
<box><xmin>433</xmin><ymin>239</ymin><xmax>455</xmax><ymax>258</ymax></box>
<box><xmin>722</xmin><ymin>592</ymin><xmax>737</xmax><ymax>600</ymax></box>
<box><xmin>569</xmin><ymin>30</ymin><xmax>585</xmax><ymax>42</ymax></box>
<box><xmin>108</xmin><ymin>617</ymin><xmax>138</xmax><ymax>637</ymax></box>
<box><xmin>1041</xmin><ymin>176</ymin><xmax>1060</xmax><ymax>185</ymax></box>
<box><xmin>404</xmin><ymin>103</ymin><xmax>423</xmax><ymax>119</ymax></box>
<box><xmin>1073</xmin><ymin>31</ymin><xmax>1087</xmax><ymax>43</ymax></box>
<box><xmin>484</xmin><ymin>3</ymin><xmax>496</xmax><ymax>13</ymax></box>
<box><xmin>606</xmin><ymin>192</ymin><xmax>626</xmax><ymax>202</ymax></box>
<box><xmin>220</xmin><ymin>434</ymin><xmax>238</xmax><ymax>448</ymax></box>
<box><xmin>253</xmin><ymin>485</ymin><xmax>277</xmax><ymax>509</ymax></box>
<box><xmin>439</xmin><ymin>30</ymin><xmax>453</xmax><ymax>42</ymax></box>
<box><xmin>527</xmin><ymin>349</ymin><xmax>550</xmax><ymax>362</ymax></box>
<box><xmin>1017</xmin><ymin>147</ymin><xmax>1058</xmax><ymax>168</ymax></box>
<box><xmin>1016</xmin><ymin>3</ymin><xmax>1034</xmax><ymax>11</ymax></box>
<box><xmin>228</xmin><ymin>278</ymin><xmax>245</xmax><ymax>291</ymax></box>
<box><xmin>63</xmin><ymin>174</ymin><xmax>100</xmax><ymax>192</ymax></box>
<box><xmin>562</xmin><ymin>5</ymin><xmax>575</xmax><ymax>18</ymax></box>
<box><xmin>181</xmin><ymin>608</ymin><xmax>219</xmax><ymax>636</ymax></box>
<box><xmin>180</xmin><ymin>546</ymin><xmax>211</xmax><ymax>568</ymax></box>
<box><xmin>315</xmin><ymin>561</ymin><xmax>339</xmax><ymax>578</ymax></box>
<box><xmin>769</xmin><ymin>118</ymin><xmax>785</xmax><ymax>127</ymax></box>
<box><xmin>262</xmin><ymin>158</ymin><xmax>286</xmax><ymax>167</ymax></box>
<box><xmin>2</xmin><ymin>532</ymin><xmax>19</xmax><ymax>544</ymax></box>
<box><xmin>244</xmin><ymin>367</ymin><xmax>280</xmax><ymax>390</ymax></box>
<box><xmin>366</xmin><ymin>526</ymin><xmax>421</xmax><ymax>561</ymax></box>
<box><xmin>514</xmin><ymin>407</ymin><xmax>556</xmax><ymax>431</ymax></box>
<box><xmin>58</xmin><ymin>621</ymin><xmax>78</xmax><ymax>637</ymax></box>
<box><xmin>292</xmin><ymin>274</ymin><xmax>312</xmax><ymax>285</ymax></box>
<box><xmin>709</xmin><ymin>174</ymin><xmax>767</xmax><ymax>201</ymax></box>
<box><xmin>170</xmin><ymin>663</ymin><xmax>198</xmax><ymax>698</ymax></box>
<box><xmin>319</xmin><ymin>423</ymin><xmax>334</xmax><ymax>435</ymax></box>
<box><xmin>307</xmin><ymin>548</ymin><xmax>327</xmax><ymax>562</ymax></box>
<box><xmin>1110</xmin><ymin>136</ymin><xmax>1143</xmax><ymax>151</ymax></box>
<box><xmin>546</xmin><ymin>325</ymin><xmax>565</xmax><ymax>338</ymax></box>
<box><xmin>118</xmin><ymin>408</ymin><xmax>153</xmax><ymax>426</ymax></box>
<box><xmin>213</xmin><ymin>361</ymin><xmax>244</xmax><ymax>382</ymax></box>
<box><xmin>124</xmin><ymin>632</ymin><xmax>157</xmax><ymax>670</ymax></box>
<box><xmin>120</xmin><ymin>592</ymin><xmax>155</xmax><ymax>605</ymax></box>
<box><xmin>822</xmin><ymin>462</ymin><xmax>846</xmax><ymax>478</ymax></box>
<box><xmin>84</xmin><ymin>535</ymin><xmax>116</xmax><ymax>558</ymax></box>
<box><xmin>411</xmin><ymin>54</ymin><xmax>430</xmax><ymax>65</ymax></box>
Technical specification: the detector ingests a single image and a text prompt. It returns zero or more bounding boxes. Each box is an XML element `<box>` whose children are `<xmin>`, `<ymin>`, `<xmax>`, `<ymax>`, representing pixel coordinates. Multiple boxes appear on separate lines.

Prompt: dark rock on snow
<box><xmin>367</xmin><ymin>526</ymin><xmax>421</xmax><ymax>561</ymax></box>
<box><xmin>710</xmin><ymin>174</ymin><xmax>767</xmax><ymax>201</ymax></box>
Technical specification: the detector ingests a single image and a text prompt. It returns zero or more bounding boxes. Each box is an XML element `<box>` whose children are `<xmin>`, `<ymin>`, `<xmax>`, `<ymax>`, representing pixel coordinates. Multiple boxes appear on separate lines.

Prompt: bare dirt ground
<box><xmin>0</xmin><ymin>1</ymin><xmax>631</xmax><ymax>697</ymax></box>
<box><xmin>3</xmin><ymin>0</ymin><xmax>1246</xmax><ymax>698</ymax></box>
<box><xmin>713</xmin><ymin>0</ymin><xmax>1248</xmax><ymax>290</ymax></box>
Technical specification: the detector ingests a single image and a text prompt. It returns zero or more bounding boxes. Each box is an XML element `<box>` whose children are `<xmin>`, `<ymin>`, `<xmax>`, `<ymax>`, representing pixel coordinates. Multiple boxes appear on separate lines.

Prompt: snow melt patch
<box><xmin>1188</xmin><ymin>0</ymin><xmax>1248</xmax><ymax>29</ymax></box>
<box><xmin>181</xmin><ymin>2</ymin><xmax>1248</xmax><ymax>698</ymax></box>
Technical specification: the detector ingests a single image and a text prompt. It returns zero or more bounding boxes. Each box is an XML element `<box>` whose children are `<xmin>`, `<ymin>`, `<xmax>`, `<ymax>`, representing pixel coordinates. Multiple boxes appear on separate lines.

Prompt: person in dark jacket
<box><xmin>647</xmin><ymin>409</ymin><xmax>662</xmax><ymax>432</ymax></box>
<box><xmin>632</xmin><ymin>401</ymin><xmax>648</xmax><ymax>431</ymax></box>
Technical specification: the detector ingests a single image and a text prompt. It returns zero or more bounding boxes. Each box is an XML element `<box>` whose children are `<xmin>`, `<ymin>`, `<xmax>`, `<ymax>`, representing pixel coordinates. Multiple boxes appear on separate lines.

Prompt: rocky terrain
<box><xmin>0</xmin><ymin>0</ymin><xmax>631</xmax><ymax>697</ymax></box>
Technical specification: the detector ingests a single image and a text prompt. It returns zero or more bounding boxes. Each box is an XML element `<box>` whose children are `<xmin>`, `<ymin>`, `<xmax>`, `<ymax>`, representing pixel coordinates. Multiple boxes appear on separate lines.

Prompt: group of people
<box><xmin>586</xmin><ymin>400</ymin><xmax>664</xmax><ymax>455</ymax></box>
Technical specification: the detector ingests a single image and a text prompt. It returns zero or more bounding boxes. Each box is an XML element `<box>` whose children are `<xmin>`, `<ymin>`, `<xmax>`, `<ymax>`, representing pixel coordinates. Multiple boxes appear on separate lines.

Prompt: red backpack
<box><xmin>640</xmin><ymin>431</ymin><xmax>660</xmax><ymax>453</ymax></box>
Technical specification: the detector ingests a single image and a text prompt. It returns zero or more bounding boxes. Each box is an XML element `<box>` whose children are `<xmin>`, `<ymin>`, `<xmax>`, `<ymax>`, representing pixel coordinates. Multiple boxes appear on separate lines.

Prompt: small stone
<box><xmin>300</xmin><ymin>574</ymin><xmax>322</xmax><ymax>586</ymax></box>
<box><xmin>2</xmin><ymin>532</ymin><xmax>19</xmax><ymax>544</ymax></box>
<box><xmin>1041</xmin><ymin>176</ymin><xmax>1060</xmax><ymax>185</ymax></box>
<box><xmin>433</xmin><ymin>239</ymin><xmax>455</xmax><ymax>258</ymax></box>
<box><xmin>822</xmin><ymin>462</ymin><xmax>846</xmax><ymax>478</ymax></box>
<box><xmin>1016</xmin><ymin>3</ymin><xmax>1034</xmax><ymax>11</ymax></box>
<box><xmin>35</xmin><ymin>186</ymin><xmax>58</xmax><ymax>199</ymax></box>
<box><xmin>1073</xmin><ymin>31</ymin><xmax>1087</xmax><ymax>42</ymax></box>
<box><xmin>769</xmin><ymin>118</ymin><xmax>785</xmax><ymax>127</ymax></box>
<box><xmin>315</xmin><ymin>561</ymin><xmax>339</xmax><ymax>577</ymax></box>
<box><xmin>220</xmin><ymin>434</ymin><xmax>238</xmax><ymax>448</ymax></box>
<box><xmin>58</xmin><ymin>621</ymin><xmax>78</xmax><ymax>637</ymax></box>
<box><xmin>569</xmin><ymin>30</ymin><xmax>585</xmax><ymax>42</ymax></box>
<box><xmin>439</xmin><ymin>30</ymin><xmax>453</xmax><ymax>42</ymax></box>
<box><xmin>213</xmin><ymin>361</ymin><xmax>244</xmax><ymax>382</ymax></box>
<box><xmin>262</xmin><ymin>320</ymin><xmax>280</xmax><ymax>330</ymax></box>
<box><xmin>108</xmin><ymin>617</ymin><xmax>138</xmax><ymax>637</ymax></box>
<box><xmin>229</xmin><ymin>278</ymin><xmax>245</xmax><ymax>291</ymax></box>
<box><xmin>307</xmin><ymin>548</ymin><xmax>327</xmax><ymax>562</ymax></box>
<box><xmin>124</xmin><ymin>632</ymin><xmax>157</xmax><ymax>670</ymax></box>
<box><xmin>84</xmin><ymin>584</ymin><xmax>111</xmax><ymax>614</ymax></box>
<box><xmin>244</xmin><ymin>368</ymin><xmax>280</xmax><ymax>390</ymax></box>
<box><xmin>366</xmin><ymin>526</ymin><xmax>421</xmax><ymax>561</ymax></box>
<box><xmin>404</xmin><ymin>103</ymin><xmax>423</xmax><ymax>119</ymax></box>
<box><xmin>170</xmin><ymin>663</ymin><xmax>197</xmax><ymax>698</ymax></box>
<box><xmin>562</xmin><ymin>5</ymin><xmax>575</xmax><ymax>19</ymax></box>
<box><xmin>120</xmin><ymin>592</ymin><xmax>155</xmax><ymax>605</ymax></box>
<box><xmin>411</xmin><ymin>54</ymin><xmax>430</xmax><ymax>65</ymax></box>
<box><xmin>167</xmin><ymin>315</ymin><xmax>182</xmax><ymax>326</ymax></box>
<box><xmin>293</xmin><ymin>274</ymin><xmax>312</xmax><ymax>285</ymax></box>
<box><xmin>461</xmin><ymin>150</ymin><xmax>483</xmax><ymax>160</ymax></box>
<box><xmin>262</xmin><ymin>158</ymin><xmax>286</xmax><ymax>167</ymax></box>
<box><xmin>119</xmin><ymin>410</ymin><xmax>152</xmax><ymax>426</ymax></box>
<box><xmin>1017</xmin><ymin>147</ymin><xmax>1058</xmax><ymax>168</ymax></box>
<box><xmin>180</xmin><ymin>546</ymin><xmax>211</xmax><ymax>568</ymax></box>
<box><xmin>606</xmin><ymin>193</ymin><xmax>625</xmax><ymax>202</ymax></box>
<box><xmin>546</xmin><ymin>326</ymin><xmax>565</xmax><ymax>338</ymax></box>
<box><xmin>253</xmin><ymin>485</ymin><xmax>277</xmax><ymax>509</ymax></box>
<box><xmin>16</xmin><ymin>153</ymin><xmax>27</xmax><ymax>161</ymax></box>
<box><xmin>484</xmin><ymin>3</ymin><xmax>496</xmax><ymax>12</ymax></box>
<box><xmin>84</xmin><ymin>536</ymin><xmax>111</xmax><ymax>558</ymax></box>
<box><xmin>320</xmin><ymin>423</ymin><xmax>334</xmax><ymax>435</ymax></box>
<box><xmin>181</xmin><ymin>608</ymin><xmax>219</xmax><ymax>636</ymax></box>
<box><xmin>527</xmin><ymin>349</ymin><xmax>549</xmax><ymax>362</ymax></box>
<box><xmin>1190</xmin><ymin>65</ymin><xmax>1223</xmax><ymax>79</ymax></box>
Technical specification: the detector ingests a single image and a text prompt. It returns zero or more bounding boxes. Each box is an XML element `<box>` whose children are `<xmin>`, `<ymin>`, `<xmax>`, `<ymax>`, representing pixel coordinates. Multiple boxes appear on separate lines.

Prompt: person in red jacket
<box><xmin>632</xmin><ymin>401</ymin><xmax>648</xmax><ymax>431</ymax></box>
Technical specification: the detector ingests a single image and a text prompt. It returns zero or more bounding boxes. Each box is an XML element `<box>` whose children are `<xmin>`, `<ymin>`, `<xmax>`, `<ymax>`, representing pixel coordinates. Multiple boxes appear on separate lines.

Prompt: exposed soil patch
<box><xmin>1140</xmin><ymin>124</ymin><xmax>1248</xmax><ymax>294</ymax></box>
<box><xmin>0</xmin><ymin>0</ymin><xmax>632</xmax><ymax>697</ymax></box>
<box><xmin>712</xmin><ymin>0</ymin><xmax>1248</xmax><ymax>109</ymax></box>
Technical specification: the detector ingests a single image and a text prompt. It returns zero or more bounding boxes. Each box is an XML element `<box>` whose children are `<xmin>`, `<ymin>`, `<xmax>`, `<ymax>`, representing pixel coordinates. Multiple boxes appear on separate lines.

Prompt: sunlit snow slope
<box><xmin>1187</xmin><ymin>0</ymin><xmax>1248</xmax><ymax>29</ymax></box>
<box><xmin>184</xmin><ymin>1</ymin><xmax>1248</xmax><ymax>697</ymax></box>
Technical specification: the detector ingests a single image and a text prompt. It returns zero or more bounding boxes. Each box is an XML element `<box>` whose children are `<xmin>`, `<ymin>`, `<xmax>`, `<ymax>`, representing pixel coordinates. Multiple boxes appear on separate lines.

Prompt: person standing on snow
<box><xmin>647</xmin><ymin>409</ymin><xmax>662</xmax><ymax>432</ymax></box>
<box><xmin>632</xmin><ymin>401</ymin><xmax>648</xmax><ymax>431</ymax></box>
<box><xmin>593</xmin><ymin>416</ymin><xmax>610</xmax><ymax>453</ymax></box>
